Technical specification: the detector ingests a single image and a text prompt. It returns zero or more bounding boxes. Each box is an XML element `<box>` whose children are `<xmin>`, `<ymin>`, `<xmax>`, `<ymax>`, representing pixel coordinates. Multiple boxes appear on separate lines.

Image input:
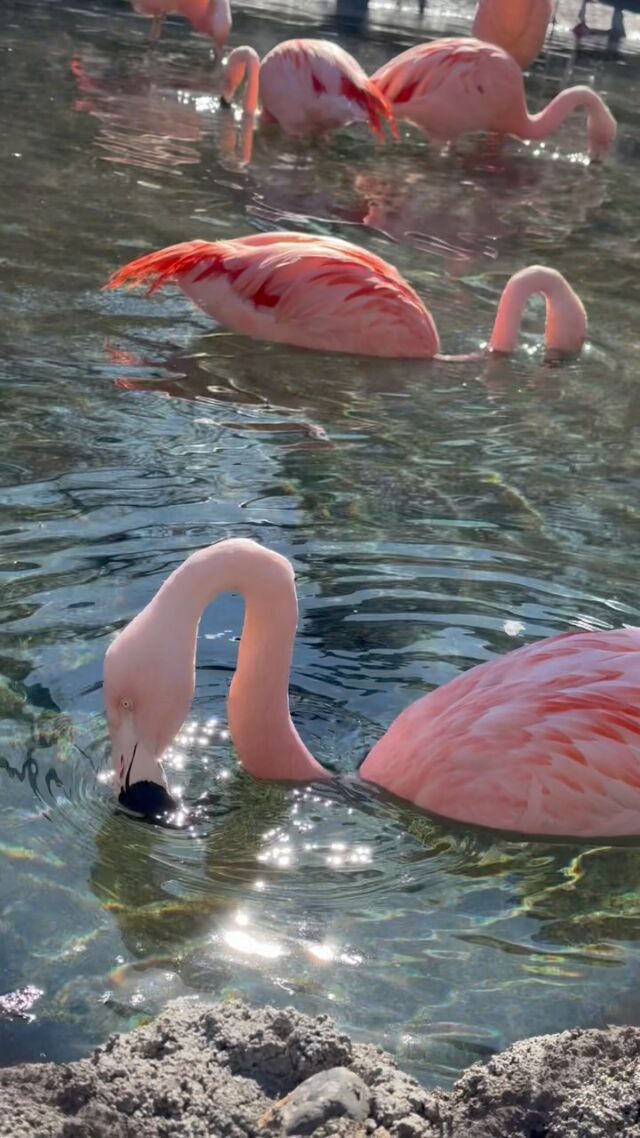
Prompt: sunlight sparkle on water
<box><xmin>173</xmin><ymin>716</ymin><xmax>229</xmax><ymax>756</ymax></box>
<box><xmin>222</xmin><ymin>909</ymin><xmax>285</xmax><ymax>959</ymax></box>
<box><xmin>305</xmin><ymin>940</ymin><xmax>336</xmax><ymax>962</ymax></box>
<box><xmin>257</xmin><ymin>830</ymin><xmax>295</xmax><ymax>868</ymax></box>
<box><xmin>327</xmin><ymin>841</ymin><xmax>372</xmax><ymax>868</ymax></box>
<box><xmin>504</xmin><ymin>620</ymin><xmax>525</xmax><ymax>636</ymax></box>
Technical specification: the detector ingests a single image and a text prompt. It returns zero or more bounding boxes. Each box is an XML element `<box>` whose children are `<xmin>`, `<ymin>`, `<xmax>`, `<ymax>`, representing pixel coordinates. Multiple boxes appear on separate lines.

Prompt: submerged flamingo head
<box><xmin>103</xmin><ymin>596</ymin><xmax>198</xmax><ymax>817</ymax></box>
<box><xmin>587</xmin><ymin>100</ymin><xmax>617</xmax><ymax>161</ymax></box>
<box><xmin>489</xmin><ymin>265</ymin><xmax>587</xmax><ymax>356</ymax></box>
<box><xmin>221</xmin><ymin>46</ymin><xmax>260</xmax><ymax>111</ymax></box>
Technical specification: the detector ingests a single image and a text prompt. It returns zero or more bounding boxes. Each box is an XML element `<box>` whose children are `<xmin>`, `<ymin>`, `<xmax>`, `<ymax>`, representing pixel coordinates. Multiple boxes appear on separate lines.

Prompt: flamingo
<box><xmin>219</xmin><ymin>39</ymin><xmax>397</xmax><ymax>141</ymax></box>
<box><xmin>371</xmin><ymin>38</ymin><xmax>617</xmax><ymax>160</ymax></box>
<box><xmin>472</xmin><ymin>0</ymin><xmax>553</xmax><ymax>68</ymax></box>
<box><xmin>129</xmin><ymin>0</ymin><xmax>231</xmax><ymax>51</ymax></box>
<box><xmin>104</xmin><ymin>538</ymin><xmax>640</xmax><ymax>838</ymax></box>
<box><xmin>575</xmin><ymin>2</ymin><xmax>627</xmax><ymax>42</ymax></box>
<box><xmin>105</xmin><ymin>231</ymin><xmax>587</xmax><ymax>358</ymax></box>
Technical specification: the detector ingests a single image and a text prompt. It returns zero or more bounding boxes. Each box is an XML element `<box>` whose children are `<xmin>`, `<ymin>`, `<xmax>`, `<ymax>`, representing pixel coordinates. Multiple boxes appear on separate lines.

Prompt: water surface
<box><xmin>1</xmin><ymin>0</ymin><xmax>640</xmax><ymax>1085</ymax></box>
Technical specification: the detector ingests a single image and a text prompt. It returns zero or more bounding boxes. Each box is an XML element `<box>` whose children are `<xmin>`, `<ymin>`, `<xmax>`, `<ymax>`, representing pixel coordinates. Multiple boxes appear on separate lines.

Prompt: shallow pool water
<box><xmin>2</xmin><ymin>0</ymin><xmax>640</xmax><ymax>1086</ymax></box>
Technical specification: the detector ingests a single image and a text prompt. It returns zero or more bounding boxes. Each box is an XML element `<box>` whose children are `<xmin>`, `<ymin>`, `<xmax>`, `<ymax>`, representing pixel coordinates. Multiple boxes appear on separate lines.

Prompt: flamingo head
<box><xmin>103</xmin><ymin>608</ymin><xmax>197</xmax><ymax>818</ymax></box>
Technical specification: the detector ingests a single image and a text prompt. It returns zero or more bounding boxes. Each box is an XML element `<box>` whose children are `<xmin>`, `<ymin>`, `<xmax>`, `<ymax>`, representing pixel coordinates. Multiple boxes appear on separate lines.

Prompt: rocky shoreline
<box><xmin>3</xmin><ymin>999</ymin><xmax>640</xmax><ymax>1137</ymax></box>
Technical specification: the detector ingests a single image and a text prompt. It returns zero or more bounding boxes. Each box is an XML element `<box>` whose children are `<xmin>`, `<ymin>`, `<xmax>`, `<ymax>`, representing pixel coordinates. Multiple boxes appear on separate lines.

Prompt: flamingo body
<box><xmin>131</xmin><ymin>0</ymin><xmax>231</xmax><ymax>48</ymax></box>
<box><xmin>106</xmin><ymin>231</ymin><xmax>586</xmax><ymax>358</ymax></box>
<box><xmin>222</xmin><ymin>39</ymin><xmax>397</xmax><ymax>140</ymax></box>
<box><xmin>107</xmin><ymin>233</ymin><xmax>439</xmax><ymax>358</ymax></box>
<box><xmin>371</xmin><ymin>38</ymin><xmax>616</xmax><ymax>158</ymax></box>
<box><xmin>373</xmin><ymin>38</ymin><xmax>524</xmax><ymax>143</ymax></box>
<box><xmin>361</xmin><ymin>628</ymin><xmax>640</xmax><ymax>836</ymax></box>
<box><xmin>472</xmin><ymin>0</ymin><xmax>553</xmax><ymax>68</ymax></box>
<box><xmin>104</xmin><ymin>540</ymin><xmax>640</xmax><ymax>838</ymax></box>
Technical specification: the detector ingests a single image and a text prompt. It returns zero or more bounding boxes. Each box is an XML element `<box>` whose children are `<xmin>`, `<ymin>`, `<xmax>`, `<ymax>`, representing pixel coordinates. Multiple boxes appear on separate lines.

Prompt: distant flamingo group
<box><xmin>125</xmin><ymin>0</ymin><xmax>616</xmax><ymax>161</ymax></box>
<box><xmin>101</xmin><ymin>0</ymin><xmax>638</xmax><ymax>840</ymax></box>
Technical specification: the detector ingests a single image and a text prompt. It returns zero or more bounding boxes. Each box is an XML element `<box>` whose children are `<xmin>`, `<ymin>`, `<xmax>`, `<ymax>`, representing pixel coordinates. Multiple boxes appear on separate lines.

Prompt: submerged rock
<box><xmin>1</xmin><ymin>1000</ymin><xmax>639</xmax><ymax>1137</ymax></box>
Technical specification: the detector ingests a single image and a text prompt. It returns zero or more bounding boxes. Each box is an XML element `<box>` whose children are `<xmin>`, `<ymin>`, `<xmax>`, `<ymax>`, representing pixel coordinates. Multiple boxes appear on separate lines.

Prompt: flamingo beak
<box><xmin>110</xmin><ymin>711</ymin><xmax>178</xmax><ymax>819</ymax></box>
<box><xmin>118</xmin><ymin>778</ymin><xmax>178</xmax><ymax>818</ymax></box>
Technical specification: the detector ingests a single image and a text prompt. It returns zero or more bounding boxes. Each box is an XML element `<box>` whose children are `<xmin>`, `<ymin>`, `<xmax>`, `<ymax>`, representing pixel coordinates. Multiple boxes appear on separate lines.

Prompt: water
<box><xmin>1</xmin><ymin>0</ymin><xmax>640</xmax><ymax>1086</ymax></box>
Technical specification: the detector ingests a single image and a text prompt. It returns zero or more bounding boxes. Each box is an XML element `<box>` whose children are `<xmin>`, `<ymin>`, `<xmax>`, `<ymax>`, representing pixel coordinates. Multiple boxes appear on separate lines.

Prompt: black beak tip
<box><xmin>118</xmin><ymin>780</ymin><xmax>178</xmax><ymax>820</ymax></box>
<box><xmin>220</xmin><ymin>95</ymin><xmax>232</xmax><ymax>108</ymax></box>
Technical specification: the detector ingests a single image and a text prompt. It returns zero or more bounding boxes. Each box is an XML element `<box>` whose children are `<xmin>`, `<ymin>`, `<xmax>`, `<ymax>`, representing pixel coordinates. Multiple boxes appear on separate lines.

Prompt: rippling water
<box><xmin>2</xmin><ymin>0</ymin><xmax>640</xmax><ymax>1086</ymax></box>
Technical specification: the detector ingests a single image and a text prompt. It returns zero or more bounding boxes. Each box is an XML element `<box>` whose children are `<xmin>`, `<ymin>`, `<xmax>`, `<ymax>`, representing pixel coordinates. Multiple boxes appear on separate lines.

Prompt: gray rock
<box><xmin>1</xmin><ymin>1001</ymin><xmax>640</xmax><ymax>1137</ymax></box>
<box><xmin>0</xmin><ymin>1000</ymin><xmax>422</xmax><ymax>1138</ymax></box>
<box><xmin>265</xmin><ymin>1066</ymin><xmax>370</xmax><ymax>1135</ymax></box>
<box><xmin>447</xmin><ymin>1024</ymin><xmax>640</xmax><ymax>1138</ymax></box>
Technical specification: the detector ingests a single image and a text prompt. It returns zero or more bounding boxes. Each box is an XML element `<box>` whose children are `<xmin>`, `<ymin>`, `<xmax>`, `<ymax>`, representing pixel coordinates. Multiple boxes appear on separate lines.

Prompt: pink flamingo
<box><xmin>105</xmin><ymin>232</ymin><xmax>587</xmax><ymax>358</ymax></box>
<box><xmin>130</xmin><ymin>0</ymin><xmax>231</xmax><ymax>51</ymax></box>
<box><xmin>472</xmin><ymin>0</ymin><xmax>553</xmax><ymax>68</ymax></box>
<box><xmin>371</xmin><ymin>38</ymin><xmax>617</xmax><ymax>160</ymax></box>
<box><xmin>220</xmin><ymin>39</ymin><xmax>397</xmax><ymax>141</ymax></box>
<box><xmin>104</xmin><ymin>538</ymin><xmax>640</xmax><ymax>837</ymax></box>
<box><xmin>575</xmin><ymin>2</ymin><xmax>627</xmax><ymax>42</ymax></box>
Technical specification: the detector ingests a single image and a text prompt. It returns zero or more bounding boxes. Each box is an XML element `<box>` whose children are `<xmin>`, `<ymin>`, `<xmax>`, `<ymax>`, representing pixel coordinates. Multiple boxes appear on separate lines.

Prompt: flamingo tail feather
<box><xmin>342</xmin><ymin>76</ymin><xmax>398</xmax><ymax>140</ymax></box>
<box><xmin>105</xmin><ymin>240</ymin><xmax>219</xmax><ymax>295</ymax></box>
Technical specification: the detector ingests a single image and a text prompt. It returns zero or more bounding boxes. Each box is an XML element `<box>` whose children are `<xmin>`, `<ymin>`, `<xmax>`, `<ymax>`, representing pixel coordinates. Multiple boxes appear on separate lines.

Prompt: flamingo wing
<box><xmin>371</xmin><ymin>38</ymin><xmax>524</xmax><ymax>140</ymax></box>
<box><xmin>259</xmin><ymin>39</ymin><xmax>397</xmax><ymax>139</ymax></box>
<box><xmin>105</xmin><ymin>232</ymin><xmax>439</xmax><ymax>357</ymax></box>
<box><xmin>361</xmin><ymin>628</ymin><xmax>640</xmax><ymax>836</ymax></box>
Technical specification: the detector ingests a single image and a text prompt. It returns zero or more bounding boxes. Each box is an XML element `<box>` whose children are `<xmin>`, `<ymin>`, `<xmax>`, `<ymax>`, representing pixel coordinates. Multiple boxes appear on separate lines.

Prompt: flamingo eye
<box><xmin>120</xmin><ymin>697</ymin><xmax>134</xmax><ymax>711</ymax></box>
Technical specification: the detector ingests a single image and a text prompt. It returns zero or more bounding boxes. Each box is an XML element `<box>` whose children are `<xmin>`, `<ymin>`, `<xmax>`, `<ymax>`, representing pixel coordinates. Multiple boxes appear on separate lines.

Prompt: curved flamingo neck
<box><xmin>522</xmin><ymin>85</ymin><xmax>616</xmax><ymax>158</ymax></box>
<box><xmin>225</xmin><ymin>46</ymin><xmax>261</xmax><ymax>114</ymax></box>
<box><xmin>489</xmin><ymin>265</ymin><xmax>587</xmax><ymax>354</ymax></box>
<box><xmin>160</xmin><ymin>539</ymin><xmax>327</xmax><ymax>782</ymax></box>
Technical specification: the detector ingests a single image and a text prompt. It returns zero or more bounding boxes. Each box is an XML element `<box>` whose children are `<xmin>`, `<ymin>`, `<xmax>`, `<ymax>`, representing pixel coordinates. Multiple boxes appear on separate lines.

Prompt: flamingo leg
<box><xmin>573</xmin><ymin>0</ymin><xmax>590</xmax><ymax>36</ymax></box>
<box><xmin>238</xmin><ymin>114</ymin><xmax>255</xmax><ymax>166</ymax></box>
<box><xmin>149</xmin><ymin>14</ymin><xmax>165</xmax><ymax>45</ymax></box>
<box><xmin>610</xmin><ymin>6</ymin><xmax>626</xmax><ymax>40</ymax></box>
